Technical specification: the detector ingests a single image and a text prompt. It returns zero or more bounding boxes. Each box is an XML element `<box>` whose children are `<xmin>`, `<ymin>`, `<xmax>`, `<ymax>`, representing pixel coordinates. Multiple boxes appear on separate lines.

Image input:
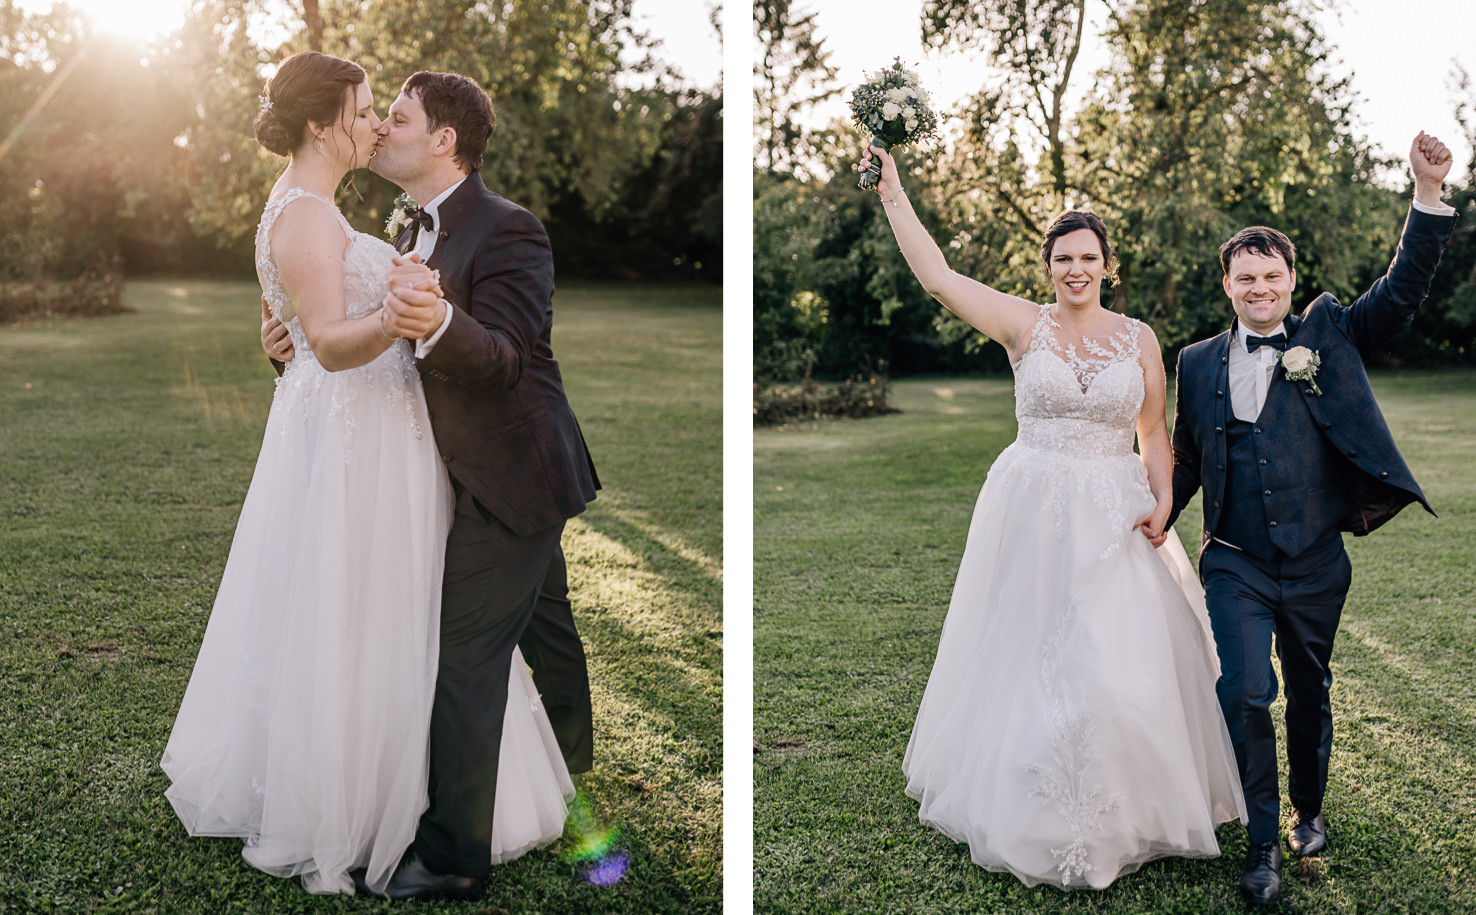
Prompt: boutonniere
<box><xmin>384</xmin><ymin>192</ymin><xmax>415</xmax><ymax>239</ymax></box>
<box><xmin>1280</xmin><ymin>345</ymin><xmax>1322</xmax><ymax>396</ymax></box>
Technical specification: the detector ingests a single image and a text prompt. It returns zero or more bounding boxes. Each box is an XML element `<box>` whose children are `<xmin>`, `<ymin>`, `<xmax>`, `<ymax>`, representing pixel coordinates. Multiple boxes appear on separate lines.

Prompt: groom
<box><xmin>368</xmin><ymin>71</ymin><xmax>599</xmax><ymax>899</ymax></box>
<box><xmin>1165</xmin><ymin>132</ymin><xmax>1456</xmax><ymax>905</ymax></box>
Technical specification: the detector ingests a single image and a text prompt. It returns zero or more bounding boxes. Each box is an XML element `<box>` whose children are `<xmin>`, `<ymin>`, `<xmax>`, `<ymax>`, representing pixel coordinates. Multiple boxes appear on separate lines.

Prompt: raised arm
<box><xmin>1341</xmin><ymin>131</ymin><xmax>1458</xmax><ymax>352</ymax></box>
<box><xmin>1133</xmin><ymin>323</ymin><xmax>1172</xmax><ymax>547</ymax></box>
<box><xmin>270</xmin><ymin>198</ymin><xmax>397</xmax><ymax>373</ymax></box>
<box><xmin>861</xmin><ymin>145</ymin><xmax>1040</xmax><ymax>359</ymax></box>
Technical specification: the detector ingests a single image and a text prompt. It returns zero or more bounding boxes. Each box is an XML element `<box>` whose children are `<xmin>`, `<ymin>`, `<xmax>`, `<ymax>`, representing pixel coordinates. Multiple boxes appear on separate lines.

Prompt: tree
<box><xmin>923</xmin><ymin>0</ymin><xmax>1089</xmax><ymax>203</ymax></box>
<box><xmin>1079</xmin><ymin>0</ymin><xmax>1402</xmax><ymax>348</ymax></box>
<box><xmin>753</xmin><ymin>0</ymin><xmax>839</xmax><ymax>178</ymax></box>
<box><xmin>751</xmin><ymin>0</ymin><xmax>1442</xmax><ymax>378</ymax></box>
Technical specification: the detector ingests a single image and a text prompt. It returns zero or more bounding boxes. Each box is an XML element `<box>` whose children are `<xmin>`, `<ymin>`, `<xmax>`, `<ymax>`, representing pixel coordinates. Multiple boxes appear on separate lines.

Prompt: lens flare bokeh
<box><xmin>563</xmin><ymin>789</ymin><xmax>629</xmax><ymax>887</ymax></box>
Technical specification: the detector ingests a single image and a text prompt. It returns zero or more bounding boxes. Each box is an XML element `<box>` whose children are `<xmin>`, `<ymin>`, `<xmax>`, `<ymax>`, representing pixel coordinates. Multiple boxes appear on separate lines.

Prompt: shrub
<box><xmin>753</xmin><ymin>371</ymin><xmax>898</xmax><ymax>426</ymax></box>
<box><xmin>0</xmin><ymin>258</ymin><xmax>129</xmax><ymax>324</ymax></box>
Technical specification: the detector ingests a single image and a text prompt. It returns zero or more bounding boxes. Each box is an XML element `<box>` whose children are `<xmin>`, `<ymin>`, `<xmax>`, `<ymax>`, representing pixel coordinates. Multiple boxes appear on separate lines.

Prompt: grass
<box><xmin>0</xmin><ymin>278</ymin><xmax>721</xmax><ymax>914</ymax></box>
<box><xmin>754</xmin><ymin>372</ymin><xmax>1476</xmax><ymax>914</ymax></box>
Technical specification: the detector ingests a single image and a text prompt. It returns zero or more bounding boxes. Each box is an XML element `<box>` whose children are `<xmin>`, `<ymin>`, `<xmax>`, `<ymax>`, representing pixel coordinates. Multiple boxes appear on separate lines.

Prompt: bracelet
<box><xmin>882</xmin><ymin>188</ymin><xmax>905</xmax><ymax>208</ymax></box>
<box><xmin>378</xmin><ymin>308</ymin><xmax>398</xmax><ymax>341</ymax></box>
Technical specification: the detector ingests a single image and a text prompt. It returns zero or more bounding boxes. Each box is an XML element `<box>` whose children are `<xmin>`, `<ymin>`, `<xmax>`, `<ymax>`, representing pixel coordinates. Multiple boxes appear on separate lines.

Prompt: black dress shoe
<box><xmin>1240</xmin><ymin>841</ymin><xmax>1282</xmax><ymax>905</ymax></box>
<box><xmin>1288</xmin><ymin>810</ymin><xmax>1328</xmax><ymax>857</ymax></box>
<box><xmin>360</xmin><ymin>853</ymin><xmax>483</xmax><ymax>901</ymax></box>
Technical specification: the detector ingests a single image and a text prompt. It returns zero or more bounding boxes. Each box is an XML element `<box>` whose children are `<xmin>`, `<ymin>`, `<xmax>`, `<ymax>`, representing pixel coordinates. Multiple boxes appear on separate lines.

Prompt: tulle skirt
<box><xmin>903</xmin><ymin>441</ymin><xmax>1246</xmax><ymax>889</ymax></box>
<box><xmin>161</xmin><ymin>350</ymin><xmax>572</xmax><ymax>894</ymax></box>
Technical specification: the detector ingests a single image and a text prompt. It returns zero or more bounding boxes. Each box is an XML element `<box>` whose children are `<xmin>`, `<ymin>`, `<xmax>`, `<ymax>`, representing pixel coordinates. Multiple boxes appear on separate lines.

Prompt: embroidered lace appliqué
<box><xmin>254</xmin><ymin>188</ymin><xmax>425</xmax><ymax>459</ymax></box>
<box><xmin>993</xmin><ymin>304</ymin><xmax>1150</xmax><ymax>559</ymax></box>
<box><xmin>1028</xmin><ymin>600</ymin><xmax>1125</xmax><ymax>885</ymax></box>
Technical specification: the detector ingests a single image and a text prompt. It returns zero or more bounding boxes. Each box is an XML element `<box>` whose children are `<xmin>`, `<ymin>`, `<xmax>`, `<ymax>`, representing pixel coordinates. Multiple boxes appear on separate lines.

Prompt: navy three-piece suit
<box><xmin>1167</xmin><ymin>205</ymin><xmax>1457</xmax><ymax>844</ymax></box>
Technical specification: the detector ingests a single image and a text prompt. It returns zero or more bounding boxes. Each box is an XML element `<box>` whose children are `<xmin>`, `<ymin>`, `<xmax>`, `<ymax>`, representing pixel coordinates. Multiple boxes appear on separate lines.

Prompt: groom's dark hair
<box><xmin>1220</xmin><ymin>226</ymin><xmax>1297</xmax><ymax>274</ymax></box>
<box><xmin>401</xmin><ymin>71</ymin><xmax>496</xmax><ymax>174</ymax></box>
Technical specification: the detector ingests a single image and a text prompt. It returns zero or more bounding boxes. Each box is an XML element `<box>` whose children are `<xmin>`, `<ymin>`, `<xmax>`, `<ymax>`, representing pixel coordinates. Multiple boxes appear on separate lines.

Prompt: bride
<box><xmin>159</xmin><ymin>51</ymin><xmax>571</xmax><ymax>896</ymax></box>
<box><xmin>861</xmin><ymin>145</ymin><xmax>1246</xmax><ymax>889</ymax></box>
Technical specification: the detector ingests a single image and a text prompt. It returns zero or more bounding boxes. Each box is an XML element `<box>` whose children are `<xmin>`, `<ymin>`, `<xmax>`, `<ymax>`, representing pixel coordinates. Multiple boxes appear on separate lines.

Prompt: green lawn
<box><xmin>0</xmin><ymin>279</ymin><xmax>721</xmax><ymax>914</ymax></box>
<box><xmin>754</xmin><ymin>372</ymin><xmax>1476</xmax><ymax>914</ymax></box>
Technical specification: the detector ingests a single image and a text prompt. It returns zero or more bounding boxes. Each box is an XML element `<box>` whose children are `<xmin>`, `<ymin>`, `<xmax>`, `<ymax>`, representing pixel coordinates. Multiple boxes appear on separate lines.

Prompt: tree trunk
<box><xmin>303</xmin><ymin>0</ymin><xmax>324</xmax><ymax>50</ymax></box>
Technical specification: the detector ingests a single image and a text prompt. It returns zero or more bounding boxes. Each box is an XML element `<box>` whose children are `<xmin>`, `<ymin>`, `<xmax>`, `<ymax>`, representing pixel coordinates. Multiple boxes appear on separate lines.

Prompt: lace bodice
<box><xmin>1012</xmin><ymin>304</ymin><xmax>1145</xmax><ymax>457</ymax></box>
<box><xmin>252</xmin><ymin>187</ymin><xmax>423</xmax><ymax>452</ymax></box>
<box><xmin>254</xmin><ymin>188</ymin><xmax>401</xmax><ymax>354</ymax></box>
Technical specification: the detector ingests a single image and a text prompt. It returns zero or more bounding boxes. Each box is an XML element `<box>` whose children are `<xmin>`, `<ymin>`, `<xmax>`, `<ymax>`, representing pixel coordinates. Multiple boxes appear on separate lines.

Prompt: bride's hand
<box><xmin>1134</xmin><ymin>499</ymin><xmax>1171</xmax><ymax>549</ymax></box>
<box><xmin>858</xmin><ymin>144</ymin><xmax>903</xmax><ymax>201</ymax></box>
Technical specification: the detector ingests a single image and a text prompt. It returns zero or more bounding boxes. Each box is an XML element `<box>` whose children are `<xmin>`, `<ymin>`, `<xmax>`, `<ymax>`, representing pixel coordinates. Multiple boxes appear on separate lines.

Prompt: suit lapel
<box><xmin>1214</xmin><ymin>325</ymin><xmax>1233</xmax><ymax>432</ymax></box>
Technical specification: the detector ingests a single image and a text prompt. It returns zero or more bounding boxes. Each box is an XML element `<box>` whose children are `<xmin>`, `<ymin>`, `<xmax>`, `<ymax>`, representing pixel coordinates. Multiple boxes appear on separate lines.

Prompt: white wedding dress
<box><xmin>903</xmin><ymin>303</ymin><xmax>1246</xmax><ymax>889</ymax></box>
<box><xmin>160</xmin><ymin>188</ymin><xmax>573</xmax><ymax>895</ymax></box>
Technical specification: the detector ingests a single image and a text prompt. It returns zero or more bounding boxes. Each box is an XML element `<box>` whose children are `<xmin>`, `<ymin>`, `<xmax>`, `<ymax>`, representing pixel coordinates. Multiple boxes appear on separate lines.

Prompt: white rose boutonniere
<box><xmin>1280</xmin><ymin>345</ymin><xmax>1322</xmax><ymax>396</ymax></box>
<box><xmin>384</xmin><ymin>192</ymin><xmax>415</xmax><ymax>240</ymax></box>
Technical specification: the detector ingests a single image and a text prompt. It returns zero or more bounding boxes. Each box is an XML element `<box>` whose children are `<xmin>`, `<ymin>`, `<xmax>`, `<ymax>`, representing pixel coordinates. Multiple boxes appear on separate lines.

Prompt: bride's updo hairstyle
<box><xmin>1040</xmin><ymin>209</ymin><xmax>1121</xmax><ymax>287</ymax></box>
<box><xmin>253</xmin><ymin>51</ymin><xmax>367</xmax><ymax>158</ymax></box>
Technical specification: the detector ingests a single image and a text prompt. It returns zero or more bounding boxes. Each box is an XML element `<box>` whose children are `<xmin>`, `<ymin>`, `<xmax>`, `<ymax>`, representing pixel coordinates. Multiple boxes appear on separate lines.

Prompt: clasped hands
<box><xmin>380</xmin><ymin>253</ymin><xmax>447</xmax><ymax>340</ymax></box>
<box><xmin>1134</xmin><ymin>500</ymin><xmax>1172</xmax><ymax>550</ymax></box>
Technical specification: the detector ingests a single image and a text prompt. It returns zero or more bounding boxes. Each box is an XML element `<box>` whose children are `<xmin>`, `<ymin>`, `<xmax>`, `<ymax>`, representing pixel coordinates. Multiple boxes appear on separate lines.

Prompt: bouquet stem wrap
<box><xmin>858</xmin><ymin>136</ymin><xmax>890</xmax><ymax>191</ymax></box>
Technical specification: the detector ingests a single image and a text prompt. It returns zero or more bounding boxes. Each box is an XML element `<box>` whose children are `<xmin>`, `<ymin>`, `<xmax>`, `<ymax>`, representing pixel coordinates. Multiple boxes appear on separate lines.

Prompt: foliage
<box><xmin>0</xmin><ymin>0</ymin><xmax>720</xmax><ymax>285</ymax></box>
<box><xmin>0</xmin><ymin>279</ymin><xmax>722</xmax><ymax>913</ymax></box>
<box><xmin>923</xmin><ymin>0</ymin><xmax>1089</xmax><ymax>200</ymax></box>
<box><xmin>754</xmin><ymin>0</ymin><xmax>1476</xmax><ymax>377</ymax></box>
<box><xmin>752</xmin><ymin>145</ymin><xmax>1007</xmax><ymax>385</ymax></box>
<box><xmin>752</xmin><ymin>371</ymin><xmax>897</xmax><ymax>426</ymax></box>
<box><xmin>0</xmin><ymin>256</ymin><xmax>126</xmax><ymax>323</ymax></box>
<box><xmin>549</xmin><ymin>87</ymin><xmax>724</xmax><ymax>281</ymax></box>
<box><xmin>1077</xmin><ymin>0</ymin><xmax>1405</xmax><ymax>348</ymax></box>
<box><xmin>0</xmin><ymin>6</ymin><xmax>207</xmax><ymax>282</ymax></box>
<box><xmin>753</xmin><ymin>0</ymin><xmax>840</xmax><ymax>179</ymax></box>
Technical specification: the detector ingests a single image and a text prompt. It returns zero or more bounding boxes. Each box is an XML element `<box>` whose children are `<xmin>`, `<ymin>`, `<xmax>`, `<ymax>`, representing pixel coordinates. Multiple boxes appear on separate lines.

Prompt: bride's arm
<box><xmin>271</xmin><ymin>199</ymin><xmax>398</xmax><ymax>373</ymax></box>
<box><xmin>1135</xmin><ymin>323</ymin><xmax>1172</xmax><ymax>547</ymax></box>
<box><xmin>862</xmin><ymin>145</ymin><xmax>1039</xmax><ymax>359</ymax></box>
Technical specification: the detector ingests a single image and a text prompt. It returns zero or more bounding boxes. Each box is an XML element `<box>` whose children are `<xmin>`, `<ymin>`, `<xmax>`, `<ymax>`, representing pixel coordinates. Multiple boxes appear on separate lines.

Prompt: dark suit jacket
<box><xmin>1169</xmin><ymin>205</ymin><xmax>1456</xmax><ymax>555</ymax></box>
<box><xmin>400</xmin><ymin>172</ymin><xmax>599</xmax><ymax>537</ymax></box>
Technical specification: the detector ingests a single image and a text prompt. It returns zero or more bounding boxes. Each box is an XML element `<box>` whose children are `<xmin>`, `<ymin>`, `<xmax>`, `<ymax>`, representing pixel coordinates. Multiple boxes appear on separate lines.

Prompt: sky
<box><xmin>8</xmin><ymin>0</ymin><xmax>724</xmax><ymax>90</ymax></box>
<box><xmin>792</xmin><ymin>0</ymin><xmax>1476</xmax><ymax>187</ymax></box>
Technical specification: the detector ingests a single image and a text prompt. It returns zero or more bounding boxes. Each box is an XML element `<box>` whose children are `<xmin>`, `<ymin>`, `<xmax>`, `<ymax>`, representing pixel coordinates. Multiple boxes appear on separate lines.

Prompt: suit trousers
<box><xmin>522</xmin><ymin>544</ymin><xmax>595</xmax><ymax>773</ymax></box>
<box><xmin>1200</xmin><ymin>532</ymin><xmax>1352</xmax><ymax>845</ymax></box>
<box><xmin>414</xmin><ymin>485</ymin><xmax>566</xmax><ymax>878</ymax></box>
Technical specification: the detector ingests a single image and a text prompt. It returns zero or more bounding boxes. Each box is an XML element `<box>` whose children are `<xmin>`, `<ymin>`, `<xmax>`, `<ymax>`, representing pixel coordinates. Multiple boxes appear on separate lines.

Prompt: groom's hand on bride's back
<box><xmin>260</xmin><ymin>295</ymin><xmax>294</xmax><ymax>362</ymax></box>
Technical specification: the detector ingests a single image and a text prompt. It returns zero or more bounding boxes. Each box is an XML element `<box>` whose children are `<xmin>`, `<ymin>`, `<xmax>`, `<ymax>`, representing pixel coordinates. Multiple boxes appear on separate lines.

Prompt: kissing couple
<box><xmin>160</xmin><ymin>50</ymin><xmax>601</xmax><ymax>901</ymax></box>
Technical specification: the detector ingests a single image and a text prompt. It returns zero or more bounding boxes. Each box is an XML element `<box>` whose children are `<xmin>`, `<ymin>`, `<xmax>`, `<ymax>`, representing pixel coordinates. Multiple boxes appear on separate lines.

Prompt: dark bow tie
<box><xmin>403</xmin><ymin>206</ymin><xmax>434</xmax><ymax>236</ymax></box>
<box><xmin>1245</xmin><ymin>332</ymin><xmax>1287</xmax><ymax>353</ymax></box>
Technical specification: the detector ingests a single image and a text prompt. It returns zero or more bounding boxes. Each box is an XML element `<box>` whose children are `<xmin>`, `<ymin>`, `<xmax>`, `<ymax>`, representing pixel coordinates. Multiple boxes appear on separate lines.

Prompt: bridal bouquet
<box><xmin>849</xmin><ymin>58</ymin><xmax>939</xmax><ymax>190</ymax></box>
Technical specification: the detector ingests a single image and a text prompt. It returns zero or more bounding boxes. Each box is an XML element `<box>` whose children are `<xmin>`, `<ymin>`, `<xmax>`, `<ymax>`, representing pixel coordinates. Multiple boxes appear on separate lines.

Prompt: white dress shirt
<box><xmin>406</xmin><ymin>177</ymin><xmax>466</xmax><ymax>357</ymax></box>
<box><xmin>1227</xmin><ymin>318</ymin><xmax>1285</xmax><ymax>422</ymax></box>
